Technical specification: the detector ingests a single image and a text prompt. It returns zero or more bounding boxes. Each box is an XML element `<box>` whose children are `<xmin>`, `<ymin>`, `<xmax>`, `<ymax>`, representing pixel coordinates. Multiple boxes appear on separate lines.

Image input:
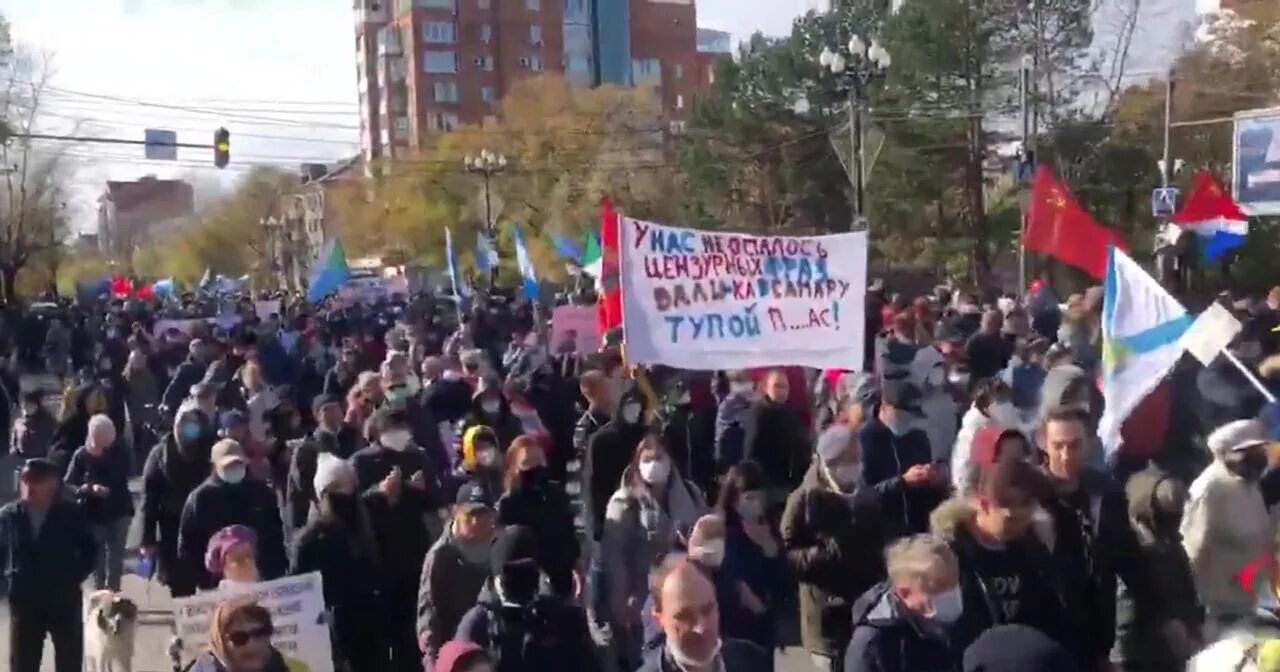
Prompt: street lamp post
<box><xmin>818</xmin><ymin>34</ymin><xmax>891</xmax><ymax>230</ymax></box>
<box><xmin>464</xmin><ymin>149</ymin><xmax>508</xmax><ymax>287</ymax></box>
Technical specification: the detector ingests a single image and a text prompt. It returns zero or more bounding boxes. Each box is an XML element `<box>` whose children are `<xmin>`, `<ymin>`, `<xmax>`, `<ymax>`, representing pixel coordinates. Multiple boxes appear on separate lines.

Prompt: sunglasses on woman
<box><xmin>227</xmin><ymin>625</ymin><xmax>274</xmax><ymax>647</ymax></box>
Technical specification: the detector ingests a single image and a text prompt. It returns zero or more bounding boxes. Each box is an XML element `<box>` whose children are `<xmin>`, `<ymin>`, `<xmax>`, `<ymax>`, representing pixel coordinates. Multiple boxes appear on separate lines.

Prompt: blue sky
<box><xmin>5</xmin><ymin>0</ymin><xmax>811</xmax><ymax>232</ymax></box>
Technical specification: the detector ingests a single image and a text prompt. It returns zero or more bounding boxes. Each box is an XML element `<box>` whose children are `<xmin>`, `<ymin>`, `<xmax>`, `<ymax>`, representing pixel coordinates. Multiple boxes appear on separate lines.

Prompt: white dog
<box><xmin>84</xmin><ymin>590</ymin><xmax>138</xmax><ymax>672</ymax></box>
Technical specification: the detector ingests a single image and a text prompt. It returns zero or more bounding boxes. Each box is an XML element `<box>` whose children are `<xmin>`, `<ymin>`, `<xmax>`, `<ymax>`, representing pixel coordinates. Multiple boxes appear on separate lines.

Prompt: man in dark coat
<box><xmin>161</xmin><ymin>339</ymin><xmax>210</xmax><ymax>415</ymax></box>
<box><xmin>286</xmin><ymin>394</ymin><xmax>361</xmax><ymax>529</ymax></box>
<box><xmin>140</xmin><ymin>408</ymin><xmax>216</xmax><ymax>597</ymax></box>
<box><xmin>743</xmin><ymin>369</ymin><xmax>811</xmax><ymax>491</ymax></box>
<box><xmin>176</xmin><ymin>438</ymin><xmax>288</xmax><ymax>590</ymax></box>
<box><xmin>1</xmin><ymin>458</ymin><xmax>97</xmax><ymax>672</ymax></box>
<box><xmin>860</xmin><ymin>380</ymin><xmax>946</xmax><ymax>538</ymax></box>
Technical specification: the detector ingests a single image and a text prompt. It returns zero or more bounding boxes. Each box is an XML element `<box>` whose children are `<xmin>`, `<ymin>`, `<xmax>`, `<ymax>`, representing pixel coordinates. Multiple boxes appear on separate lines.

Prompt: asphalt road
<box><xmin>0</xmin><ymin>373</ymin><xmax>819</xmax><ymax>671</ymax></box>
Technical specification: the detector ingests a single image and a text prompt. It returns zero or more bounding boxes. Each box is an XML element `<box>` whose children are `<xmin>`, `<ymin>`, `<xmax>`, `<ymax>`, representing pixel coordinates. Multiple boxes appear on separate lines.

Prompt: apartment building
<box><xmin>353</xmin><ymin>0</ymin><xmax>720</xmax><ymax>159</ymax></box>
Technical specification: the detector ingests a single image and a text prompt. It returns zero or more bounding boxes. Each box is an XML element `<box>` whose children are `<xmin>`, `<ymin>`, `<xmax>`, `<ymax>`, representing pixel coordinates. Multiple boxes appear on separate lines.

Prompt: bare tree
<box><xmin>0</xmin><ymin>42</ymin><xmax>73</xmax><ymax>303</ymax></box>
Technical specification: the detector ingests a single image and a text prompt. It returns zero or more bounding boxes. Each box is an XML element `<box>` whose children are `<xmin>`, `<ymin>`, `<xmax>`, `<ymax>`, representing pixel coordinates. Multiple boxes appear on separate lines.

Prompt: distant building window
<box><xmin>631</xmin><ymin>58</ymin><xmax>660</xmax><ymax>84</ymax></box>
<box><xmin>480</xmin><ymin>23</ymin><xmax>492</xmax><ymax>43</ymax></box>
<box><xmin>395</xmin><ymin>117</ymin><xmax>410</xmax><ymax>134</ymax></box>
<box><xmin>423</xmin><ymin>51</ymin><xmax>458</xmax><ymax>73</ymax></box>
<box><xmin>429</xmin><ymin>112</ymin><xmax>459</xmax><ymax>132</ymax></box>
<box><xmin>530</xmin><ymin>25</ymin><xmax>542</xmax><ymax>45</ymax></box>
<box><xmin>673</xmin><ymin>63</ymin><xmax>683</xmax><ymax>79</ymax></box>
<box><xmin>526</xmin><ymin>0</ymin><xmax>540</xmax><ymax>10</ymax></box>
<box><xmin>481</xmin><ymin>86</ymin><xmax>495</xmax><ymax>103</ymax></box>
<box><xmin>675</xmin><ymin>94</ymin><xmax>684</xmax><ymax>110</ymax></box>
<box><xmin>413</xmin><ymin>0</ymin><xmax>456</xmax><ymax>8</ymax></box>
<box><xmin>479</xmin><ymin>0</ymin><xmax>490</xmax><ymax>7</ymax></box>
<box><xmin>522</xmin><ymin>56</ymin><xmax>543</xmax><ymax>71</ymax></box>
<box><xmin>707</xmin><ymin>66</ymin><xmax>715</xmax><ymax>84</ymax></box>
<box><xmin>422</xmin><ymin>21</ymin><xmax>456</xmax><ymax>44</ymax></box>
<box><xmin>434</xmin><ymin>80</ymin><xmax>459</xmax><ymax>103</ymax></box>
<box><xmin>474</xmin><ymin>55</ymin><xmax>494</xmax><ymax>71</ymax></box>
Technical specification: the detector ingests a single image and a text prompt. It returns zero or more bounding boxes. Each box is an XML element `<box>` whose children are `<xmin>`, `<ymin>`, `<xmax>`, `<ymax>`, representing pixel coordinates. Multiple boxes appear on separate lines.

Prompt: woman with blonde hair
<box><xmin>189</xmin><ymin>597</ymin><xmax>296</xmax><ymax>672</ymax></box>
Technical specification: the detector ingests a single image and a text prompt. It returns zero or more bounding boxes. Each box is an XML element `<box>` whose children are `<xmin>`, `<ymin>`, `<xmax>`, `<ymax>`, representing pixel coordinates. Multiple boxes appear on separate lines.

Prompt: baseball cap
<box><xmin>218</xmin><ymin>410</ymin><xmax>248</xmax><ymax>431</ymax></box>
<box><xmin>881</xmin><ymin>380</ymin><xmax>925</xmax><ymax>416</ymax></box>
<box><xmin>455</xmin><ymin>481</ymin><xmax>496</xmax><ymax>512</ymax></box>
<box><xmin>210</xmin><ymin>439</ymin><xmax>247</xmax><ymax>469</ymax></box>
<box><xmin>1208</xmin><ymin>419</ymin><xmax>1268</xmax><ymax>454</ymax></box>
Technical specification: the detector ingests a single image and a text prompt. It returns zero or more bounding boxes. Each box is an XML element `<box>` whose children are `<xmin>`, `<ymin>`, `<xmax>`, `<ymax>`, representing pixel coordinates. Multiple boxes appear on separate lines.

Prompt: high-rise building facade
<box><xmin>353</xmin><ymin>0</ymin><xmax>718</xmax><ymax>158</ymax></box>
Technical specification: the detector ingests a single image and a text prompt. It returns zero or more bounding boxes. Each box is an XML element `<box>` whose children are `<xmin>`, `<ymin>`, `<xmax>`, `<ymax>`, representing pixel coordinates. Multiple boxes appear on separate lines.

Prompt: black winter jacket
<box><xmin>64</xmin><ymin>443</ymin><xmax>135</xmax><ymax>524</ymax></box>
<box><xmin>583</xmin><ymin>388</ymin><xmax>647</xmax><ymax>541</ymax></box>
<box><xmin>0</xmin><ymin>498</ymin><xmax>96</xmax><ymax>605</ymax></box>
<box><xmin>177</xmin><ymin>476</ymin><xmax>288</xmax><ymax>590</ymax></box>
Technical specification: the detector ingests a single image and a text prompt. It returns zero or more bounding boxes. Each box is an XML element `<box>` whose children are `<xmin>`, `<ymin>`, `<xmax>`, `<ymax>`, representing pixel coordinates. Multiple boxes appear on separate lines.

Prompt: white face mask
<box><xmin>927</xmin><ymin>586</ymin><xmax>964</xmax><ymax>623</ymax></box>
<box><xmin>690</xmin><ymin>540</ymin><xmax>725</xmax><ymax>567</ymax></box>
<box><xmin>638</xmin><ymin>458</ymin><xmax>671</xmax><ymax>485</ymax></box>
<box><xmin>987</xmin><ymin>401</ymin><xmax>1022</xmax><ymax>429</ymax></box>
<box><xmin>219</xmin><ymin>464</ymin><xmax>247</xmax><ymax>485</ymax></box>
<box><xmin>477</xmin><ymin>448</ymin><xmax>498</xmax><ymax>468</ymax></box>
<box><xmin>667</xmin><ymin>634</ymin><xmax>722</xmax><ymax>670</ymax></box>
<box><xmin>886</xmin><ymin>415</ymin><xmax>916</xmax><ymax>437</ymax></box>
<box><xmin>621</xmin><ymin>404</ymin><xmax>642</xmax><ymax>424</ymax></box>
<box><xmin>830</xmin><ymin>462</ymin><xmax>863</xmax><ymax>490</ymax></box>
<box><xmin>382</xmin><ymin>430</ymin><xmax>412</xmax><ymax>451</ymax></box>
<box><xmin>481</xmin><ymin>400</ymin><xmax>501</xmax><ymax>415</ymax></box>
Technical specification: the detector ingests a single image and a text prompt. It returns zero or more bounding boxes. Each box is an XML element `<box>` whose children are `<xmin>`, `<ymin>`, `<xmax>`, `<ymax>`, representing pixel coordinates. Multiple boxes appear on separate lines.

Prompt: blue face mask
<box><xmin>180</xmin><ymin>423</ymin><xmax>203</xmax><ymax>443</ymax></box>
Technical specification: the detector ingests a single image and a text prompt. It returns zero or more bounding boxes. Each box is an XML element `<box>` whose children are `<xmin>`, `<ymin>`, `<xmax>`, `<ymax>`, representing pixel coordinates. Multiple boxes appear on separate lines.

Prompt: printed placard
<box><xmin>620</xmin><ymin>218</ymin><xmax>866</xmax><ymax>371</ymax></box>
<box><xmin>172</xmin><ymin>572</ymin><xmax>333</xmax><ymax>672</ymax></box>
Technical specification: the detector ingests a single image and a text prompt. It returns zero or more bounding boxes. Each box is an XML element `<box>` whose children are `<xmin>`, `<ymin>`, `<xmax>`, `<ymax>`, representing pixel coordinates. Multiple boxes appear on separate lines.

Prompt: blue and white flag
<box><xmin>512</xmin><ymin>226</ymin><xmax>538</xmax><ymax>301</ymax></box>
<box><xmin>475</xmin><ymin>233</ymin><xmax>499</xmax><ymax>272</ymax></box>
<box><xmin>1099</xmin><ymin>246</ymin><xmax>1194</xmax><ymax>452</ymax></box>
<box><xmin>445</xmin><ymin>227</ymin><xmax>470</xmax><ymax>300</ymax></box>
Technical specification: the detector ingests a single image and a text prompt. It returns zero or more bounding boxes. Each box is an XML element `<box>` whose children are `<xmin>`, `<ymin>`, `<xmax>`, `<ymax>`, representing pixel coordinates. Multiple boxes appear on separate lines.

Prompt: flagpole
<box><xmin>1223</xmin><ymin>350</ymin><xmax>1278</xmax><ymax>404</ymax></box>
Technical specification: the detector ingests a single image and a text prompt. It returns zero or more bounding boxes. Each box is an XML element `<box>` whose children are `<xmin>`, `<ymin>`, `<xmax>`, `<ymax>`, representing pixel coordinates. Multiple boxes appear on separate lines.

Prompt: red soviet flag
<box><xmin>1023</xmin><ymin>166</ymin><xmax>1127</xmax><ymax>279</ymax></box>
<box><xmin>597</xmin><ymin>196</ymin><xmax>622</xmax><ymax>335</ymax></box>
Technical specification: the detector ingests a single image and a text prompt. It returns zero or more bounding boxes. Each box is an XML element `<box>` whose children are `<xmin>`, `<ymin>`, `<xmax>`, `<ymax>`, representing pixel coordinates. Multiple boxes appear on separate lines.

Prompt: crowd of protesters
<box><xmin>5</xmin><ymin>278</ymin><xmax>1280</xmax><ymax>672</ymax></box>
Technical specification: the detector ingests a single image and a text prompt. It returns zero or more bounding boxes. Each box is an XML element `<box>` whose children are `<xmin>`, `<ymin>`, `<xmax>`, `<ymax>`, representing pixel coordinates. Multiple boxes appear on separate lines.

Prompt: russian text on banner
<box><xmin>620</xmin><ymin>218</ymin><xmax>867</xmax><ymax>371</ymax></box>
<box><xmin>172</xmin><ymin>572</ymin><xmax>334</xmax><ymax>672</ymax></box>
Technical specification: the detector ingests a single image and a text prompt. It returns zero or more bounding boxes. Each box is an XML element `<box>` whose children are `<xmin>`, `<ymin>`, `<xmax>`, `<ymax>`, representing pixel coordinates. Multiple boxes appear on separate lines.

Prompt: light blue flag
<box><xmin>550</xmin><ymin>232</ymin><xmax>582</xmax><ymax>265</ymax></box>
<box><xmin>475</xmin><ymin>234</ymin><xmax>498</xmax><ymax>272</ymax></box>
<box><xmin>307</xmin><ymin>239</ymin><xmax>351</xmax><ymax>303</ymax></box>
<box><xmin>152</xmin><ymin>278</ymin><xmax>175</xmax><ymax>298</ymax></box>
<box><xmin>513</xmin><ymin>226</ymin><xmax>538</xmax><ymax>301</ymax></box>
<box><xmin>1098</xmin><ymin>246</ymin><xmax>1194</xmax><ymax>453</ymax></box>
<box><xmin>445</xmin><ymin>228</ymin><xmax>471</xmax><ymax>301</ymax></box>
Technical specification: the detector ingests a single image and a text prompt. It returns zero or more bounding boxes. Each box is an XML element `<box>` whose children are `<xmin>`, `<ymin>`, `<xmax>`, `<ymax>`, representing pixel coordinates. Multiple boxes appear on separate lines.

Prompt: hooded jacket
<box><xmin>584</xmin><ymin>386</ymin><xmax>648</xmax><ymax>541</ymax></box>
<box><xmin>1112</xmin><ymin>465</ymin><xmax>1203</xmax><ymax>667</ymax></box>
<box><xmin>497</xmin><ymin>468</ymin><xmax>581</xmax><ymax>597</ymax></box>
<box><xmin>860</xmin><ymin>414</ymin><xmax>944</xmax><ymax>538</ymax></box>
<box><xmin>417</xmin><ymin>523</ymin><xmax>491</xmax><ymax>658</ymax></box>
<box><xmin>929</xmin><ymin>497</ymin><xmax>1067</xmax><ymax>653</ymax></box>
<box><xmin>845</xmin><ymin>582</ymin><xmax>959</xmax><ymax>672</ymax></box>
<box><xmin>176</xmin><ymin>475</ymin><xmax>288</xmax><ymax>590</ymax></box>
<box><xmin>1182</xmin><ymin>441</ymin><xmax>1276</xmax><ymax>617</ymax></box>
<box><xmin>141</xmin><ymin>428</ymin><xmax>213</xmax><ymax>594</ymax></box>
<box><xmin>601</xmin><ymin>460</ymin><xmax>706</xmax><ymax>620</ymax></box>
<box><xmin>780</xmin><ymin>462</ymin><xmax>888</xmax><ymax>657</ymax></box>
<box><xmin>454</xmin><ymin>426</ymin><xmax>502</xmax><ymax>504</ymax></box>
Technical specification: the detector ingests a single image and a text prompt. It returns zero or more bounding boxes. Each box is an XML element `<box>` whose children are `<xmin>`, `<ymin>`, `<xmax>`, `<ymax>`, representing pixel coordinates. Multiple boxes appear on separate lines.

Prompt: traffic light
<box><xmin>213</xmin><ymin>127</ymin><xmax>230</xmax><ymax>168</ymax></box>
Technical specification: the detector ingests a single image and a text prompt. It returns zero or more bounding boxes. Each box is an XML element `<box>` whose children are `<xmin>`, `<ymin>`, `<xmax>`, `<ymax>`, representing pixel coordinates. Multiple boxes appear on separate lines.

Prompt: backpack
<box><xmin>482</xmin><ymin>597</ymin><xmax>568</xmax><ymax>672</ymax></box>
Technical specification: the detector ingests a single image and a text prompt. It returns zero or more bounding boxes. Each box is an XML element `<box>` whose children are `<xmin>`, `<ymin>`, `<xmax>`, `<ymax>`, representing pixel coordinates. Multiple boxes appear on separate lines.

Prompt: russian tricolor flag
<box><xmin>1170</xmin><ymin>172</ymin><xmax>1250</xmax><ymax>262</ymax></box>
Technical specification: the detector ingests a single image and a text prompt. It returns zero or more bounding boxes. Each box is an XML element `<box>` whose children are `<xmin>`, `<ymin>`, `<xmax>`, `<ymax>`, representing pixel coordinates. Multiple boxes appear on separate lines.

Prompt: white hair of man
<box><xmin>88</xmin><ymin>413</ymin><xmax>117</xmax><ymax>447</ymax></box>
<box><xmin>885</xmin><ymin>534</ymin><xmax>957</xmax><ymax>588</ymax></box>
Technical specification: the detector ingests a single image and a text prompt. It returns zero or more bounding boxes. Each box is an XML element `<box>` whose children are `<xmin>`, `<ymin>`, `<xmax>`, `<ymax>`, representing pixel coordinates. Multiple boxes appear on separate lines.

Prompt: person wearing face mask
<box><xmin>285</xmin><ymin>395</ymin><xmax>362</xmax><ymax>530</ymax></box>
<box><xmin>292</xmin><ymin>453</ymin><xmax>388</xmax><ymax>671</ymax></box>
<box><xmin>162</xmin><ymin>339</ymin><xmax>211</xmax><ymax>417</ymax></box>
<box><xmin>456</xmin><ymin>426</ymin><xmax>503</xmax><ymax>505</ymax></box>
<box><xmin>638</xmin><ymin>555</ymin><xmax>773</xmax><ymax>672</ymax></box>
<box><xmin>455</xmin><ymin>525</ymin><xmax>601</xmax><ymax>672</ymax></box>
<box><xmin>930</xmin><ymin>457</ymin><xmax>1066</xmax><ymax>653</ymax></box>
<box><xmin>418</xmin><ymin>482</ymin><xmax>498</xmax><ymax>663</ymax></box>
<box><xmin>716</xmin><ymin>462</ymin><xmax>786</xmax><ymax>662</ymax></box>
<box><xmin>585</xmin><ymin>384</ymin><xmax>650</xmax><ymax>545</ymax></box>
<box><xmin>641</xmin><ymin>514</ymin><xmax>732</xmax><ymax>652</ymax></box>
<box><xmin>177</xmin><ymin>439</ymin><xmax>288</xmax><ymax>591</ymax></box>
<box><xmin>63</xmin><ymin>414</ymin><xmax>134</xmax><ymax>592</ymax></box>
<box><xmin>496</xmin><ymin>436</ymin><xmax>580</xmax><ymax>598</ymax></box>
<box><xmin>861</xmin><ymin>381</ymin><xmax>947</xmax><ymax>538</ymax></box>
<box><xmin>323</xmin><ymin>345</ymin><xmax>362</xmax><ymax>398</ymax></box>
<box><xmin>141</xmin><ymin>408</ymin><xmax>217</xmax><ymax>597</ymax></box>
<box><xmin>714</xmin><ymin>371</ymin><xmax>758</xmax><ymax>476</ymax></box>
<box><xmin>845</xmin><ymin>535</ymin><xmax>964</xmax><ymax>672</ymax></box>
<box><xmin>461</xmin><ymin>375</ymin><xmax>522</xmax><ymax>450</ymax></box>
<box><xmin>1182</xmin><ymin>418</ymin><xmax>1276</xmax><ymax>639</ymax></box>
<box><xmin>602</xmin><ymin>436</ymin><xmax>708</xmax><ymax>668</ymax></box>
<box><xmin>782</xmin><ymin>425</ymin><xmax>888</xmax><ymax>672</ymax></box>
<box><xmin>351</xmin><ymin>409</ymin><xmax>444</xmax><ymax>672</ymax></box>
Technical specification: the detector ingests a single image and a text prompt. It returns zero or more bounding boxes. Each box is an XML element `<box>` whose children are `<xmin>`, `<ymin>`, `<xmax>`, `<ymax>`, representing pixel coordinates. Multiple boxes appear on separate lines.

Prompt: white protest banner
<box><xmin>620</xmin><ymin>217</ymin><xmax>866</xmax><ymax>371</ymax></box>
<box><xmin>551</xmin><ymin>304</ymin><xmax>601</xmax><ymax>352</ymax></box>
<box><xmin>173</xmin><ymin>572</ymin><xmax>333</xmax><ymax>672</ymax></box>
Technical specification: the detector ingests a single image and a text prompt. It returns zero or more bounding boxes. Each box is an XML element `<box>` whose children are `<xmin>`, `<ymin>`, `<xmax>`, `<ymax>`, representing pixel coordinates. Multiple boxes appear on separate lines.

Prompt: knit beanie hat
<box><xmin>313</xmin><ymin>453</ymin><xmax>355</xmax><ymax>498</ymax></box>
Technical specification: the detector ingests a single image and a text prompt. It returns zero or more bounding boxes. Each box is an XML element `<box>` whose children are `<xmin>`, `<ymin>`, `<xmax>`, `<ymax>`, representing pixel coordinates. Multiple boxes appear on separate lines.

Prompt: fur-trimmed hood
<box><xmin>929</xmin><ymin>496</ymin><xmax>1055</xmax><ymax>551</ymax></box>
